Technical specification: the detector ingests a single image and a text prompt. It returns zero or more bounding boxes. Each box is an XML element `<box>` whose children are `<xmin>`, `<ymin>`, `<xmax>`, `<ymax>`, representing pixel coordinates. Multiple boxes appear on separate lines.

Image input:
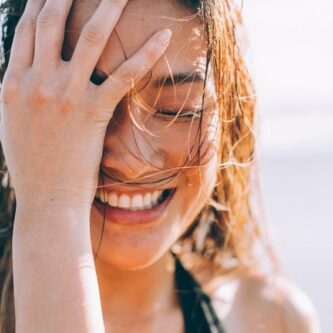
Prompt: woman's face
<box><xmin>65</xmin><ymin>0</ymin><xmax>220</xmax><ymax>270</ymax></box>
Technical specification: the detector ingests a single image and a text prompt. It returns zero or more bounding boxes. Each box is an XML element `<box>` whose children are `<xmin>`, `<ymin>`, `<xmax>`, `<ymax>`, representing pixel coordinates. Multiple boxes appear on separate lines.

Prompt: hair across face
<box><xmin>0</xmin><ymin>2</ymin><xmax>276</xmax><ymax>330</ymax></box>
<box><xmin>63</xmin><ymin>0</ymin><xmax>221</xmax><ymax>269</ymax></box>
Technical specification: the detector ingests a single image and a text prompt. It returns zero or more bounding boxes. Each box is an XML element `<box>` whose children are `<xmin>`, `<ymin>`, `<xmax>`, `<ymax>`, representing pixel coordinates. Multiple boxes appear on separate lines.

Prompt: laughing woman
<box><xmin>0</xmin><ymin>0</ymin><xmax>320</xmax><ymax>332</ymax></box>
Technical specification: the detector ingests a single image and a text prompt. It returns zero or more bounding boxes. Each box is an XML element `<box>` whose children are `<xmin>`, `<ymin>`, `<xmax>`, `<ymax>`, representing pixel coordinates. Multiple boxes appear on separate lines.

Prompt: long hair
<box><xmin>0</xmin><ymin>0</ymin><xmax>280</xmax><ymax>331</ymax></box>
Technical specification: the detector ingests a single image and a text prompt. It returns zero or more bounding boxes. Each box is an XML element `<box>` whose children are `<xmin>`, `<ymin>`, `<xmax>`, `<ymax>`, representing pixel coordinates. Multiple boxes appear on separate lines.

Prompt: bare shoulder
<box><xmin>268</xmin><ymin>274</ymin><xmax>321</xmax><ymax>333</ymax></box>
<box><xmin>203</xmin><ymin>270</ymin><xmax>321</xmax><ymax>333</ymax></box>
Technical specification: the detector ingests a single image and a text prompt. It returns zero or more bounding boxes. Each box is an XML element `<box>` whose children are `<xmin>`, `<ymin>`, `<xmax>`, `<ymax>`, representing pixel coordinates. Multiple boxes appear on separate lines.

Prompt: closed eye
<box><xmin>156</xmin><ymin>108</ymin><xmax>203</xmax><ymax>119</ymax></box>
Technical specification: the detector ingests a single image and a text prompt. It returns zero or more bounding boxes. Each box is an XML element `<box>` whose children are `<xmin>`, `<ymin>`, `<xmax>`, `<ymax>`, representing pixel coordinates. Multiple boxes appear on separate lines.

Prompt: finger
<box><xmin>96</xmin><ymin>29</ymin><xmax>172</xmax><ymax>109</ymax></box>
<box><xmin>7</xmin><ymin>0</ymin><xmax>46</xmax><ymax>73</ymax></box>
<box><xmin>33</xmin><ymin>0</ymin><xmax>73</xmax><ymax>67</ymax></box>
<box><xmin>70</xmin><ymin>0</ymin><xmax>128</xmax><ymax>82</ymax></box>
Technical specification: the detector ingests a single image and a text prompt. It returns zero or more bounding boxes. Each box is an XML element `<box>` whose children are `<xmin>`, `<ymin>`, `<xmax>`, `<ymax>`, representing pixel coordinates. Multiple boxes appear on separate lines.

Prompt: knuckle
<box><xmin>15</xmin><ymin>16</ymin><xmax>36</xmax><ymax>34</ymax></box>
<box><xmin>1</xmin><ymin>73</ymin><xmax>21</xmax><ymax>101</ymax></box>
<box><xmin>142</xmin><ymin>47</ymin><xmax>158</xmax><ymax>62</ymax></box>
<box><xmin>81</xmin><ymin>24</ymin><xmax>105</xmax><ymax>45</ymax></box>
<box><xmin>26</xmin><ymin>85</ymin><xmax>54</xmax><ymax>109</ymax></box>
<box><xmin>59</xmin><ymin>94</ymin><xmax>78</xmax><ymax>111</ymax></box>
<box><xmin>37</xmin><ymin>8</ymin><xmax>64</xmax><ymax>28</ymax></box>
<box><xmin>109</xmin><ymin>0</ymin><xmax>126</xmax><ymax>6</ymax></box>
<box><xmin>116</xmin><ymin>67</ymin><xmax>135</xmax><ymax>86</ymax></box>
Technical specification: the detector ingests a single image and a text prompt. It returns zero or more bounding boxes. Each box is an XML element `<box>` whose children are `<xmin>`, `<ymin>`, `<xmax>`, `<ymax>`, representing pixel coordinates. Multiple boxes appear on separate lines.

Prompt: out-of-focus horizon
<box><xmin>244</xmin><ymin>0</ymin><xmax>333</xmax><ymax>331</ymax></box>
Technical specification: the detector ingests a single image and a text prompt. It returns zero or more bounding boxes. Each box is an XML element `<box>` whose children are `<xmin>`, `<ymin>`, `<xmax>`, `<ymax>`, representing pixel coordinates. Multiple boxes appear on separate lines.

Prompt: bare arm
<box><xmin>1</xmin><ymin>0</ymin><xmax>172</xmax><ymax>330</ymax></box>
<box><xmin>13</xmin><ymin>205</ymin><xmax>105</xmax><ymax>333</ymax></box>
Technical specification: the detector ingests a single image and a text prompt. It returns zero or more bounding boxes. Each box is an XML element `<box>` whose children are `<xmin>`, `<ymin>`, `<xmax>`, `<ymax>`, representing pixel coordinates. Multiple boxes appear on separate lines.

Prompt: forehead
<box><xmin>66</xmin><ymin>0</ymin><xmax>208</xmax><ymax>81</ymax></box>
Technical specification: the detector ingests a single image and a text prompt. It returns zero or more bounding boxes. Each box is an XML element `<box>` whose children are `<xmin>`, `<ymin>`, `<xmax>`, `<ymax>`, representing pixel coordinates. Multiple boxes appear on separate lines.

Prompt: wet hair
<box><xmin>0</xmin><ymin>0</ymin><xmax>280</xmax><ymax>331</ymax></box>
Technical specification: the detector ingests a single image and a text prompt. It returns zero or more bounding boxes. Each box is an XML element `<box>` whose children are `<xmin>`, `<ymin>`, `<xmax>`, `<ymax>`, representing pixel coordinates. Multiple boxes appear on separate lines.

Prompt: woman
<box><xmin>0</xmin><ymin>0</ymin><xmax>320</xmax><ymax>332</ymax></box>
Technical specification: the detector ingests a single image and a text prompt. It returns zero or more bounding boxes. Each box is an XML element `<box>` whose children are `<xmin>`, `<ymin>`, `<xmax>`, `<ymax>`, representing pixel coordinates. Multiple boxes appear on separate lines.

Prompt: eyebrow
<box><xmin>91</xmin><ymin>69</ymin><xmax>206</xmax><ymax>87</ymax></box>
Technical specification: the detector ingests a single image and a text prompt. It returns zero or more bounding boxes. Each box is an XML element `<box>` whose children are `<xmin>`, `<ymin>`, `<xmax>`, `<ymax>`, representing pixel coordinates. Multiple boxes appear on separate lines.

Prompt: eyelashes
<box><xmin>155</xmin><ymin>107</ymin><xmax>203</xmax><ymax>120</ymax></box>
<box><xmin>89</xmin><ymin>68</ymin><xmax>204</xmax><ymax>121</ymax></box>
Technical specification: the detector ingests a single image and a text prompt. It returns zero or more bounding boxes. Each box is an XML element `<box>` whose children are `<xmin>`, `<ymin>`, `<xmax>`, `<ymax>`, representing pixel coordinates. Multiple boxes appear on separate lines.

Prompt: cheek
<box><xmin>177</xmin><ymin>117</ymin><xmax>220</xmax><ymax>232</ymax></box>
<box><xmin>178</xmin><ymin>148</ymin><xmax>218</xmax><ymax>231</ymax></box>
<box><xmin>89</xmin><ymin>112</ymin><xmax>219</xmax><ymax>269</ymax></box>
<box><xmin>139</xmin><ymin>110</ymin><xmax>220</xmax><ymax>169</ymax></box>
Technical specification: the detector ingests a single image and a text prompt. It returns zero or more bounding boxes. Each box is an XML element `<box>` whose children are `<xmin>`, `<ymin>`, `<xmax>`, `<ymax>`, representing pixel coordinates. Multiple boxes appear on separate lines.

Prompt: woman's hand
<box><xmin>0</xmin><ymin>0</ymin><xmax>172</xmax><ymax>210</ymax></box>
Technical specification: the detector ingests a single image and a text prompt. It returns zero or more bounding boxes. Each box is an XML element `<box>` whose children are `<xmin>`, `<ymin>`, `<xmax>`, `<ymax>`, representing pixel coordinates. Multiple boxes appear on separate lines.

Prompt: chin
<box><xmin>90</xmin><ymin>208</ymin><xmax>184</xmax><ymax>271</ymax></box>
<box><xmin>88</xmin><ymin>173</ymin><xmax>213</xmax><ymax>271</ymax></box>
<box><xmin>94</xmin><ymin>239</ymin><xmax>175</xmax><ymax>271</ymax></box>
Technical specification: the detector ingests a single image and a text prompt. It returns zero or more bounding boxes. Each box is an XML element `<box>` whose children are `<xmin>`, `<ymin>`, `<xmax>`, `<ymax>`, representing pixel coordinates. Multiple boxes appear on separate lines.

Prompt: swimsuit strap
<box><xmin>172</xmin><ymin>252</ymin><xmax>226</xmax><ymax>333</ymax></box>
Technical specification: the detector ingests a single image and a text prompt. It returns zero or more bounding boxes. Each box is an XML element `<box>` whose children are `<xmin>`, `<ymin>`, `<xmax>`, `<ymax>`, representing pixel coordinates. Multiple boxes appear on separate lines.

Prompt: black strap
<box><xmin>172</xmin><ymin>252</ymin><xmax>226</xmax><ymax>333</ymax></box>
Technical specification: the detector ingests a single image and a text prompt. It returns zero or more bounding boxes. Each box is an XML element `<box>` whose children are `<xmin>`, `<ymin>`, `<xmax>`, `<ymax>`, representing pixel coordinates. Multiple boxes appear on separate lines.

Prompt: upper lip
<box><xmin>97</xmin><ymin>169</ymin><xmax>179</xmax><ymax>196</ymax></box>
<box><xmin>100</xmin><ymin>167</ymin><xmax>181</xmax><ymax>185</ymax></box>
<box><xmin>96</xmin><ymin>182</ymin><xmax>176</xmax><ymax>196</ymax></box>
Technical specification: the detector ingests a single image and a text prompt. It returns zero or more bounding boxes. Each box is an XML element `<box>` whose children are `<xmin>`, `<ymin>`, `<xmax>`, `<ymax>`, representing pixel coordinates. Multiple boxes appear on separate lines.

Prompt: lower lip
<box><xmin>93</xmin><ymin>190</ymin><xmax>176</xmax><ymax>225</ymax></box>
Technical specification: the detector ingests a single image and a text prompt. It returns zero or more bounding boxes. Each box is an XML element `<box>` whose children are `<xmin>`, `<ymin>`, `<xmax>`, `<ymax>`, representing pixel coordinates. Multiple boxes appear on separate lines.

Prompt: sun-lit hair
<box><xmin>0</xmin><ymin>0</ymin><xmax>281</xmax><ymax>331</ymax></box>
<box><xmin>170</xmin><ymin>0</ymin><xmax>280</xmax><ymax>278</ymax></box>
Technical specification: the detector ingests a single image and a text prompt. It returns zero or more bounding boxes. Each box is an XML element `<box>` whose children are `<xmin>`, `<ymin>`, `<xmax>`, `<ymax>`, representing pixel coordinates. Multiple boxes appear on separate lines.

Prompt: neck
<box><xmin>95</xmin><ymin>251</ymin><xmax>178</xmax><ymax>326</ymax></box>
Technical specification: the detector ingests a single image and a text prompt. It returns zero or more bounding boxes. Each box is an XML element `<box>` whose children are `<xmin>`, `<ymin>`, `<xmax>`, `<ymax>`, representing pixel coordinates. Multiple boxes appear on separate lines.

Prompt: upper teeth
<box><xmin>95</xmin><ymin>189</ymin><xmax>164</xmax><ymax>210</ymax></box>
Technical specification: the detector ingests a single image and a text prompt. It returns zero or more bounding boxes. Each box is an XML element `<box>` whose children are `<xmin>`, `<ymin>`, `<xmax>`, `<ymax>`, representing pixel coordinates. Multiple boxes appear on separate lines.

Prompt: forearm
<box><xmin>12</xmin><ymin>206</ymin><xmax>105</xmax><ymax>333</ymax></box>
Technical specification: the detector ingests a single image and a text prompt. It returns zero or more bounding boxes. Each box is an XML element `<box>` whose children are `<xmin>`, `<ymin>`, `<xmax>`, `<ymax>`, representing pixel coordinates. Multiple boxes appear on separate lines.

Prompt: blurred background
<box><xmin>0</xmin><ymin>0</ymin><xmax>331</xmax><ymax>330</ymax></box>
<box><xmin>243</xmin><ymin>0</ymin><xmax>333</xmax><ymax>331</ymax></box>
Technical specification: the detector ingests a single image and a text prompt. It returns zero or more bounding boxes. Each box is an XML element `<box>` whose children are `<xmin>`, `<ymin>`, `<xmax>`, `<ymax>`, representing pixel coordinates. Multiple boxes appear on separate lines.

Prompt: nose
<box><xmin>101</xmin><ymin>102</ymin><xmax>167</xmax><ymax>182</ymax></box>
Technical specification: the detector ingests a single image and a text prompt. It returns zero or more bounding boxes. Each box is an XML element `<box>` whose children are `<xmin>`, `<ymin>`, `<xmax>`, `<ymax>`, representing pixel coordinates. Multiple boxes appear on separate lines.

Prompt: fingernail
<box><xmin>158</xmin><ymin>29</ymin><xmax>172</xmax><ymax>47</ymax></box>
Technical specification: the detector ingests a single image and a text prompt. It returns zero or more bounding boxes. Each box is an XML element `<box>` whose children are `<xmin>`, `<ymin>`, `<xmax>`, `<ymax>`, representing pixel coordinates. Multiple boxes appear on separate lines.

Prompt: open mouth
<box><xmin>155</xmin><ymin>188</ymin><xmax>175</xmax><ymax>206</ymax></box>
<box><xmin>94</xmin><ymin>187</ymin><xmax>176</xmax><ymax>211</ymax></box>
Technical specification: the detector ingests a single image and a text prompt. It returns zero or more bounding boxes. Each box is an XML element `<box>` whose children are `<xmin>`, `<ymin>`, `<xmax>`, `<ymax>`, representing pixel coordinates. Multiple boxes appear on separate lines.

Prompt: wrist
<box><xmin>15</xmin><ymin>187</ymin><xmax>94</xmax><ymax>217</ymax></box>
<box><xmin>14</xmin><ymin>199</ymin><xmax>92</xmax><ymax>238</ymax></box>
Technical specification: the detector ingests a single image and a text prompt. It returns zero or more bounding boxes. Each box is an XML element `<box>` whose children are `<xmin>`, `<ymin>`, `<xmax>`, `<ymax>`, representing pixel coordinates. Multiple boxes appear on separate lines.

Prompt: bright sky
<box><xmin>242</xmin><ymin>0</ymin><xmax>333</xmax><ymax>155</ymax></box>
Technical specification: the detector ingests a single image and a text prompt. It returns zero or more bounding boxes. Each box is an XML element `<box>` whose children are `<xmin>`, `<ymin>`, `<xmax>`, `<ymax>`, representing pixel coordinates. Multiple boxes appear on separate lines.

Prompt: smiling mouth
<box><xmin>94</xmin><ymin>188</ymin><xmax>176</xmax><ymax>211</ymax></box>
